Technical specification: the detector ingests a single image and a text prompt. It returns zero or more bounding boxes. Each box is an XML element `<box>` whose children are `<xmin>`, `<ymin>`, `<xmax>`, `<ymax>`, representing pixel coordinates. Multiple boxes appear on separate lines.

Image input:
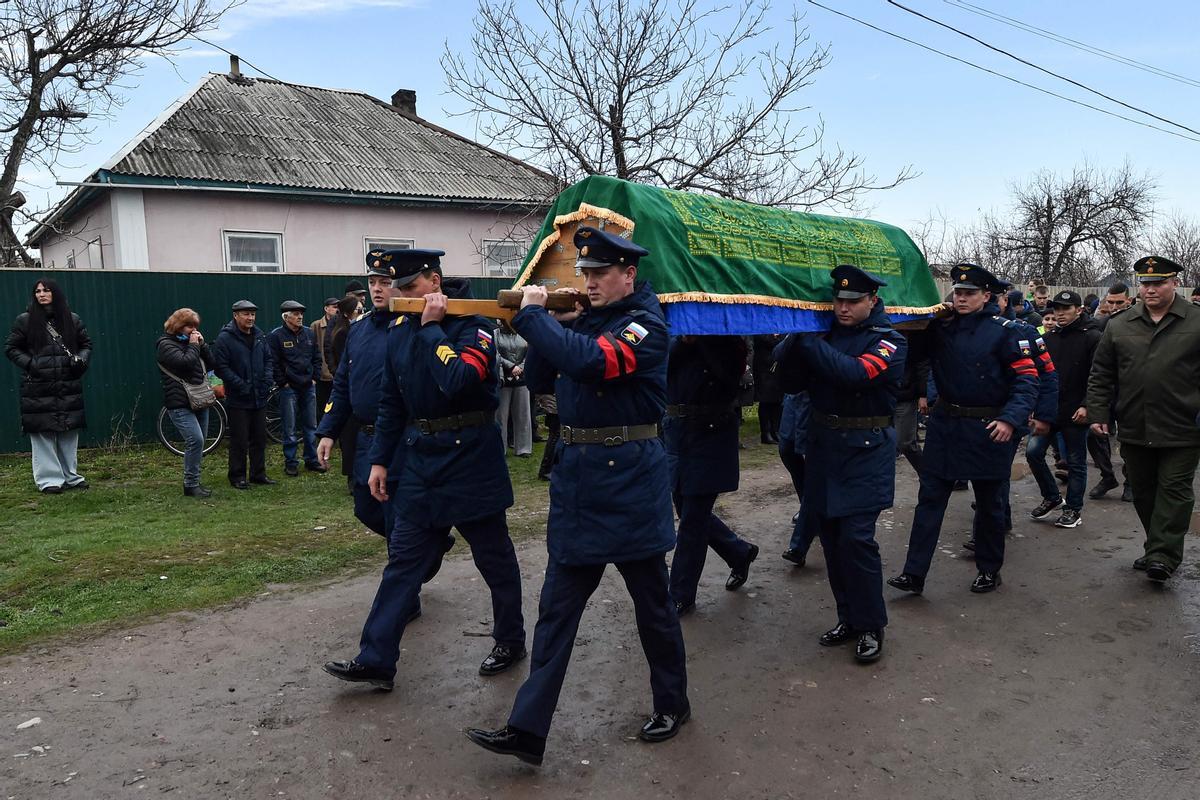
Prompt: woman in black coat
<box><xmin>158</xmin><ymin>308</ymin><xmax>216</xmax><ymax>497</ymax></box>
<box><xmin>4</xmin><ymin>278</ymin><xmax>92</xmax><ymax>493</ymax></box>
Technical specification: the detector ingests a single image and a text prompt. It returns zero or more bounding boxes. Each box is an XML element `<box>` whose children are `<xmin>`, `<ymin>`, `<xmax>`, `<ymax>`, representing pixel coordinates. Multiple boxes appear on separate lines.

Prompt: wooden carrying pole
<box><xmin>388</xmin><ymin>290</ymin><xmax>586</xmax><ymax>319</ymax></box>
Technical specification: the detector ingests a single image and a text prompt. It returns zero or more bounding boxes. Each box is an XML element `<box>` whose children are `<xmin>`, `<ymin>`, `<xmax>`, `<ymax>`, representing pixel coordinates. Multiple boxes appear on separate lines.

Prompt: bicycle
<box><xmin>157</xmin><ymin>387</ymin><xmax>284</xmax><ymax>456</ymax></box>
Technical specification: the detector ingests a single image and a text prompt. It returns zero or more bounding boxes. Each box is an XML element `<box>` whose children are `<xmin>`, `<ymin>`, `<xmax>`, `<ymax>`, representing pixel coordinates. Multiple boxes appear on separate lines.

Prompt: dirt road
<box><xmin>4</xmin><ymin>457</ymin><xmax>1199</xmax><ymax>799</ymax></box>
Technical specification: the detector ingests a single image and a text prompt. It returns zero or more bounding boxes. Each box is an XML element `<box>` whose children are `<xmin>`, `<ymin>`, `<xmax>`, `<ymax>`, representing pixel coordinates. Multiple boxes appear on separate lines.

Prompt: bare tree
<box><xmin>990</xmin><ymin>162</ymin><xmax>1156</xmax><ymax>285</ymax></box>
<box><xmin>442</xmin><ymin>0</ymin><xmax>912</xmax><ymax>210</ymax></box>
<box><xmin>0</xmin><ymin>0</ymin><xmax>232</xmax><ymax>267</ymax></box>
<box><xmin>1146</xmin><ymin>210</ymin><xmax>1200</xmax><ymax>286</ymax></box>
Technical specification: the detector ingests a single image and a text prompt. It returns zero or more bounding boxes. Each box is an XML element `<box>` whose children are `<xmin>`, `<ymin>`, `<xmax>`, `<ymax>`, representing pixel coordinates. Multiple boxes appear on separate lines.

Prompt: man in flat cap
<box><xmin>212</xmin><ymin>300</ymin><xmax>277</xmax><ymax>489</ymax></box>
<box><xmin>323</xmin><ymin>248</ymin><xmax>524</xmax><ymax>694</ymax></box>
<box><xmin>468</xmin><ymin>225</ymin><xmax>688</xmax><ymax>764</ymax></box>
<box><xmin>774</xmin><ymin>264</ymin><xmax>906</xmax><ymax>663</ymax></box>
<box><xmin>268</xmin><ymin>301</ymin><xmax>325</xmax><ymax>477</ymax></box>
<box><xmin>1087</xmin><ymin>256</ymin><xmax>1200</xmax><ymax>583</ymax></box>
<box><xmin>888</xmin><ymin>264</ymin><xmax>1038</xmax><ymax>596</ymax></box>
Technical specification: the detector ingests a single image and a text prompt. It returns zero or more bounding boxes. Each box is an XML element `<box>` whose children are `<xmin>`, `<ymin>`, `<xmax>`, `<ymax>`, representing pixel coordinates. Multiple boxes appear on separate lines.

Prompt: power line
<box><xmin>944</xmin><ymin>0</ymin><xmax>1200</xmax><ymax>90</ymax></box>
<box><xmin>803</xmin><ymin>1</ymin><xmax>1200</xmax><ymax>144</ymax></box>
<box><xmin>186</xmin><ymin>35</ymin><xmax>287</xmax><ymax>83</ymax></box>
<box><xmin>886</xmin><ymin>0</ymin><xmax>1200</xmax><ymax>137</ymax></box>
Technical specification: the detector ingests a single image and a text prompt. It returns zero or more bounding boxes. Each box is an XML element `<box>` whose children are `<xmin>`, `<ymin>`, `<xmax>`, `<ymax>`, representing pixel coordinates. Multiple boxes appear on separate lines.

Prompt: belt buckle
<box><xmin>417</xmin><ymin>419</ymin><xmax>432</xmax><ymax>435</ymax></box>
<box><xmin>561</xmin><ymin>425</ymin><xmax>573</xmax><ymax>444</ymax></box>
<box><xmin>604</xmin><ymin>425</ymin><xmax>629</xmax><ymax>447</ymax></box>
<box><xmin>825</xmin><ymin>413</ymin><xmax>840</xmax><ymax>428</ymax></box>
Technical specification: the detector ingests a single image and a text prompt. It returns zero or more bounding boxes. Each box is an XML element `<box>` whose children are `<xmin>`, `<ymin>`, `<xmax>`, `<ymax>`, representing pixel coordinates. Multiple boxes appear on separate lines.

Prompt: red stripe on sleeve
<box><xmin>857</xmin><ymin>355</ymin><xmax>882</xmax><ymax>379</ymax></box>
<box><xmin>460</xmin><ymin>348</ymin><xmax>488</xmax><ymax>381</ymax></box>
<box><xmin>616</xmin><ymin>339</ymin><xmax>637</xmax><ymax>376</ymax></box>
<box><xmin>862</xmin><ymin>353</ymin><xmax>888</xmax><ymax>370</ymax></box>
<box><xmin>597</xmin><ymin>335</ymin><xmax>620</xmax><ymax>379</ymax></box>
<box><xmin>1009</xmin><ymin>357</ymin><xmax>1036</xmax><ymax>372</ymax></box>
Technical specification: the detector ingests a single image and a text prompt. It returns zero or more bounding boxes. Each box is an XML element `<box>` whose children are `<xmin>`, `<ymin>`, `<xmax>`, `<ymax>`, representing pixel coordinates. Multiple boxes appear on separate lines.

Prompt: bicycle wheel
<box><xmin>265</xmin><ymin>388</ymin><xmax>283</xmax><ymax>443</ymax></box>
<box><xmin>157</xmin><ymin>405</ymin><xmax>227</xmax><ymax>457</ymax></box>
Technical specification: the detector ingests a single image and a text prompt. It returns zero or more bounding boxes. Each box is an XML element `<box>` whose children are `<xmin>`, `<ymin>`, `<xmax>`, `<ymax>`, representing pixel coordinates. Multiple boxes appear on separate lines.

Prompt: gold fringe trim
<box><xmin>657</xmin><ymin>290</ymin><xmax>944</xmax><ymax>316</ymax></box>
<box><xmin>512</xmin><ymin>204</ymin><xmax>638</xmax><ymax>289</ymax></box>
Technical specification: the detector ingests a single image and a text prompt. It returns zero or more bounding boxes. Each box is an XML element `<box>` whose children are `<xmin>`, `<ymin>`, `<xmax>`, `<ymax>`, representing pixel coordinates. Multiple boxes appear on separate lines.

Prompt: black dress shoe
<box><xmin>855</xmin><ymin>630</ymin><xmax>884</xmax><ymax>663</ymax></box>
<box><xmin>479</xmin><ymin>644</ymin><xmax>527</xmax><ymax>676</ymax></box>
<box><xmin>230</xmin><ymin>479</ymin><xmax>250</xmax><ymax>490</ymax></box>
<box><xmin>305</xmin><ymin>462</ymin><xmax>328</xmax><ymax>473</ymax></box>
<box><xmin>781</xmin><ymin>548</ymin><xmax>806</xmax><ymax>567</ymax></box>
<box><xmin>322</xmin><ymin>660</ymin><xmax>393</xmax><ymax>690</ymax></box>
<box><xmin>1146</xmin><ymin>562</ymin><xmax>1172</xmax><ymax>583</ymax></box>
<box><xmin>464</xmin><ymin>726</ymin><xmax>545</xmax><ymax>765</ymax></box>
<box><xmin>674</xmin><ymin>600</ymin><xmax>695</xmax><ymax>617</ymax></box>
<box><xmin>1132</xmin><ymin>556</ymin><xmax>1149</xmax><ymax>571</ymax></box>
<box><xmin>726</xmin><ymin>543</ymin><xmax>759</xmax><ymax>590</ymax></box>
<box><xmin>887</xmin><ymin>573</ymin><xmax>925</xmax><ymax>594</ymax></box>
<box><xmin>284</xmin><ymin>465</ymin><xmax>299</xmax><ymax>477</ymax></box>
<box><xmin>970</xmin><ymin>571</ymin><xmax>1002</xmax><ymax>593</ymax></box>
<box><xmin>184</xmin><ymin>485</ymin><xmax>213</xmax><ymax>498</ymax></box>
<box><xmin>250</xmin><ymin>476</ymin><xmax>278</xmax><ymax>486</ymax></box>
<box><xmin>639</xmin><ymin>708</ymin><xmax>690</xmax><ymax>742</ymax></box>
<box><xmin>1121</xmin><ymin>484</ymin><xmax>1134</xmax><ymax>502</ymax></box>
<box><xmin>818</xmin><ymin>622</ymin><xmax>856</xmax><ymax>646</ymax></box>
<box><xmin>423</xmin><ymin>533</ymin><xmax>456</xmax><ymax>583</ymax></box>
<box><xmin>40</xmin><ymin>484</ymin><xmax>64</xmax><ymax>494</ymax></box>
<box><xmin>1089</xmin><ymin>478</ymin><xmax>1119</xmax><ymax>499</ymax></box>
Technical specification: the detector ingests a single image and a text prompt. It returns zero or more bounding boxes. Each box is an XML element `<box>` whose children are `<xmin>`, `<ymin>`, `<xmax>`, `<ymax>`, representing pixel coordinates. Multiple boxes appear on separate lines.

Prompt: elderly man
<box><xmin>1087</xmin><ymin>256</ymin><xmax>1200</xmax><ymax>584</ymax></box>
<box><xmin>212</xmin><ymin>300</ymin><xmax>276</xmax><ymax>489</ymax></box>
<box><xmin>269</xmin><ymin>300</ymin><xmax>325</xmax><ymax>476</ymax></box>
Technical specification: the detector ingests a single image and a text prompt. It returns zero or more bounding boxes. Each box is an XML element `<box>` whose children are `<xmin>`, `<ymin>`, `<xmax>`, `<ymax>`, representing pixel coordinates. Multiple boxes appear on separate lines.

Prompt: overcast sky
<box><xmin>17</xmin><ymin>0</ymin><xmax>1200</xmax><ymax>242</ymax></box>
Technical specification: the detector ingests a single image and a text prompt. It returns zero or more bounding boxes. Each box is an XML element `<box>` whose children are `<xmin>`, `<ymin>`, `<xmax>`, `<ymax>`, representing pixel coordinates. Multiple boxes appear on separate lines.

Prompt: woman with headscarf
<box><xmin>5</xmin><ymin>278</ymin><xmax>93</xmax><ymax>493</ymax></box>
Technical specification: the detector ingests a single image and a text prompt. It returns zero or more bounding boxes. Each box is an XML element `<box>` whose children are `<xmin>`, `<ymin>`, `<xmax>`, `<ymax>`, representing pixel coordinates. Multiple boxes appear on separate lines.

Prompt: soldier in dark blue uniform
<box><xmin>467</xmin><ymin>226</ymin><xmax>688</xmax><ymax>765</ymax></box>
<box><xmin>888</xmin><ymin>264</ymin><xmax>1038</xmax><ymax>595</ymax></box>
<box><xmin>779</xmin><ymin>391</ymin><xmax>816</xmax><ymax>566</ymax></box>
<box><xmin>664</xmin><ymin>335</ymin><xmax>759</xmax><ymax>615</ymax></box>
<box><xmin>322</xmin><ymin>249</ymin><xmax>525</xmax><ymax>690</ymax></box>
<box><xmin>774</xmin><ymin>265</ymin><xmax>906</xmax><ymax>663</ymax></box>
<box><xmin>268</xmin><ymin>300</ymin><xmax>326</xmax><ymax>477</ymax></box>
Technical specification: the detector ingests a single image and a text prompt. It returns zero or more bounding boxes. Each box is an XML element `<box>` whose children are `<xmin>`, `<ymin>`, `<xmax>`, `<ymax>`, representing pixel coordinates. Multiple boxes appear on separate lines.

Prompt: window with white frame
<box><xmin>224</xmin><ymin>231</ymin><xmax>283</xmax><ymax>272</ymax></box>
<box><xmin>483</xmin><ymin>239</ymin><xmax>526</xmax><ymax>278</ymax></box>
<box><xmin>87</xmin><ymin>238</ymin><xmax>103</xmax><ymax>269</ymax></box>
<box><xmin>365</xmin><ymin>237</ymin><xmax>414</xmax><ymax>255</ymax></box>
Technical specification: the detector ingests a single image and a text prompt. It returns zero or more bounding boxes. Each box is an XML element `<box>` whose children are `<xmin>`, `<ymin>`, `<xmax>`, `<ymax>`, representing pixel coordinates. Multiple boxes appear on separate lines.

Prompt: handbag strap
<box><xmin>45</xmin><ymin>321</ymin><xmax>75</xmax><ymax>359</ymax></box>
<box><xmin>158</xmin><ymin>362</ymin><xmax>202</xmax><ymax>387</ymax></box>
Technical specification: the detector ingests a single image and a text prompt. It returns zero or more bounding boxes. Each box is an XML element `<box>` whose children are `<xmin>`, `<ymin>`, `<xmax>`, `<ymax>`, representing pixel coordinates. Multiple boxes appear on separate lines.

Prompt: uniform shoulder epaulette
<box><xmin>990</xmin><ymin>316</ymin><xmax>1017</xmax><ymax>328</ymax></box>
<box><xmin>869</xmin><ymin>325</ymin><xmax>893</xmax><ymax>334</ymax></box>
<box><xmin>390</xmin><ymin>315</ymin><xmax>405</xmax><ymax>328</ymax></box>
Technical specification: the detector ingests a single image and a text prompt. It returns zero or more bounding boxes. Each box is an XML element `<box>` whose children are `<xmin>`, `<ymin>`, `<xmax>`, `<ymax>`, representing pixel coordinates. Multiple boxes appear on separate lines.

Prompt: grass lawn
<box><xmin>0</xmin><ymin>407</ymin><xmax>777</xmax><ymax>654</ymax></box>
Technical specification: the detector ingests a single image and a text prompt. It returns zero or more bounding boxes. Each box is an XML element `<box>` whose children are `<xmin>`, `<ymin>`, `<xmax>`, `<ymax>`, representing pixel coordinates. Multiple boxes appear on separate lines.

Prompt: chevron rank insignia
<box><xmin>436</xmin><ymin>345</ymin><xmax>457</xmax><ymax>364</ymax></box>
<box><xmin>620</xmin><ymin>321</ymin><xmax>649</xmax><ymax>346</ymax></box>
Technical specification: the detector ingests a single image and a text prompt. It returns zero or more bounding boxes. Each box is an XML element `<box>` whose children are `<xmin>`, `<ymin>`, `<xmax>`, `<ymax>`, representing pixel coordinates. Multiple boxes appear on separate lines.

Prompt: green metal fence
<box><xmin>0</xmin><ymin>270</ymin><xmax>515</xmax><ymax>454</ymax></box>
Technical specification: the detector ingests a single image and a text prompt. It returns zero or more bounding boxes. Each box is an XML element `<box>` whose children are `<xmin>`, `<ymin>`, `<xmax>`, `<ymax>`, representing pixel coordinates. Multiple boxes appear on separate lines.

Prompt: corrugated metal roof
<box><xmin>104</xmin><ymin>74</ymin><xmax>556</xmax><ymax>203</ymax></box>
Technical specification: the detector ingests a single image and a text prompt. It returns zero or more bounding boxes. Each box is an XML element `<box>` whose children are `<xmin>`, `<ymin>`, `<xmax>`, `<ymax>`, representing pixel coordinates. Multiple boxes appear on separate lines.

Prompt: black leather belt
<box><xmin>811</xmin><ymin>411</ymin><xmax>893</xmax><ymax>430</ymax></box>
<box><xmin>413</xmin><ymin>410</ymin><xmax>491</xmax><ymax>434</ymax></box>
<box><xmin>560</xmin><ymin>423</ymin><xmax>660</xmax><ymax>446</ymax></box>
<box><xmin>353</xmin><ymin>417</ymin><xmax>375</xmax><ymax>436</ymax></box>
<box><xmin>935</xmin><ymin>401</ymin><xmax>1002</xmax><ymax>419</ymax></box>
<box><xmin>665</xmin><ymin>403</ymin><xmax>735</xmax><ymax>419</ymax></box>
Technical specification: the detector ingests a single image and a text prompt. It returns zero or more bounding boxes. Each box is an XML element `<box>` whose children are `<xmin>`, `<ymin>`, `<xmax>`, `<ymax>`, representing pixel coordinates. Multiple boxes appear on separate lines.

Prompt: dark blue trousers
<box><xmin>779</xmin><ymin>447</ymin><xmax>817</xmax><ymax>554</ymax></box>
<box><xmin>351</xmin><ymin>428</ymin><xmax>395</xmax><ymax>537</ymax></box>
<box><xmin>905</xmin><ymin>475</ymin><xmax>1006</xmax><ymax>577</ymax></box>
<box><xmin>508</xmin><ymin>555</ymin><xmax>688</xmax><ymax>739</ymax></box>
<box><xmin>816</xmin><ymin>511</ymin><xmax>887</xmax><ymax>630</ymax></box>
<box><xmin>669</xmin><ymin>492</ymin><xmax>753</xmax><ymax>607</ymax></box>
<box><xmin>357</xmin><ymin>510</ymin><xmax>525</xmax><ymax>678</ymax></box>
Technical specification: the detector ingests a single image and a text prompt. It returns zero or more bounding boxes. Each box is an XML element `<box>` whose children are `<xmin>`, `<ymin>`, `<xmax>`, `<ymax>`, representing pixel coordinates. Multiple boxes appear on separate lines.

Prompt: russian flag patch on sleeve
<box><xmin>620</xmin><ymin>321</ymin><xmax>649</xmax><ymax>346</ymax></box>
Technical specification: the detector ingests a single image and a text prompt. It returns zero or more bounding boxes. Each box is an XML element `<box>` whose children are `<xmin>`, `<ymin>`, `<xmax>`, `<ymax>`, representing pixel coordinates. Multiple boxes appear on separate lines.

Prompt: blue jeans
<box><xmin>1027</xmin><ymin>424</ymin><xmax>1088</xmax><ymax>511</ymax></box>
<box><xmin>279</xmin><ymin>384</ymin><xmax>318</xmax><ymax>468</ymax></box>
<box><xmin>168</xmin><ymin>407</ymin><xmax>209</xmax><ymax>488</ymax></box>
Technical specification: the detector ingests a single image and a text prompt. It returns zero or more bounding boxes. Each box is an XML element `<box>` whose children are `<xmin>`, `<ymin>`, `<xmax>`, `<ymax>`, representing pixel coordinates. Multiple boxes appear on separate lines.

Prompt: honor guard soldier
<box><xmin>888</xmin><ymin>264</ymin><xmax>1038</xmax><ymax>595</ymax></box>
<box><xmin>467</xmin><ymin>226</ymin><xmax>689</xmax><ymax>765</ymax></box>
<box><xmin>773</xmin><ymin>265</ymin><xmax>906</xmax><ymax>663</ymax></box>
<box><xmin>321</xmin><ymin>250</ymin><xmax>520</xmax><ymax>690</ymax></box>
<box><xmin>268</xmin><ymin>300</ymin><xmax>327</xmax><ymax>476</ymax></box>
<box><xmin>779</xmin><ymin>390</ymin><xmax>815</xmax><ymax>566</ymax></box>
<box><xmin>664</xmin><ymin>335</ymin><xmax>759</xmax><ymax>616</ymax></box>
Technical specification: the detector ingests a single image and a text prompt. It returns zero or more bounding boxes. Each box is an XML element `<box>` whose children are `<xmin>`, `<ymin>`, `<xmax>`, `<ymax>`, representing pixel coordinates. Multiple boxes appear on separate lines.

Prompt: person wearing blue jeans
<box><xmin>268</xmin><ymin>300</ymin><xmax>326</xmax><ymax>477</ymax></box>
<box><xmin>168</xmin><ymin>407</ymin><xmax>210</xmax><ymax>491</ymax></box>
<box><xmin>157</xmin><ymin>308</ymin><xmax>216</xmax><ymax>498</ymax></box>
<box><xmin>1027</xmin><ymin>425</ymin><xmax>1088</xmax><ymax>523</ymax></box>
<box><xmin>279</xmin><ymin>382</ymin><xmax>319</xmax><ymax>471</ymax></box>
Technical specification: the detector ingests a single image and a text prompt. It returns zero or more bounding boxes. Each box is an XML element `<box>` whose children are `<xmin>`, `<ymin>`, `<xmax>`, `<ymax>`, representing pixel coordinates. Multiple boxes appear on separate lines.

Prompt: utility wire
<box><xmin>804</xmin><ymin>1</ymin><xmax>1200</xmax><ymax>144</ymax></box>
<box><xmin>944</xmin><ymin>0</ymin><xmax>1200</xmax><ymax>89</ymax></box>
<box><xmin>886</xmin><ymin>0</ymin><xmax>1200</xmax><ymax>137</ymax></box>
<box><xmin>186</xmin><ymin>34</ymin><xmax>288</xmax><ymax>83</ymax></box>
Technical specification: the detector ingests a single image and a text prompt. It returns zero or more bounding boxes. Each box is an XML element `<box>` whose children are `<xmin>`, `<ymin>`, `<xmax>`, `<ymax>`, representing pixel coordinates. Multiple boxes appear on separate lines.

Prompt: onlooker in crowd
<box><xmin>1191</xmin><ymin>286</ymin><xmax>1200</xmax><ymax>306</ymax></box>
<box><xmin>212</xmin><ymin>300</ymin><xmax>276</xmax><ymax>490</ymax></box>
<box><xmin>495</xmin><ymin>321</ymin><xmax>532</xmax><ymax>457</ymax></box>
<box><xmin>312</xmin><ymin>297</ymin><xmax>339</xmax><ymax>420</ymax></box>
<box><xmin>344</xmin><ymin>279</ymin><xmax>368</xmax><ymax>308</ymax></box>
<box><xmin>1032</xmin><ymin>284</ymin><xmax>1051</xmax><ymax>313</ymax></box>
<box><xmin>1083</xmin><ymin>293</ymin><xmax>1100</xmax><ymax>316</ymax></box>
<box><xmin>1008</xmin><ymin>289</ymin><xmax>1043</xmax><ymax>329</ymax></box>
<box><xmin>4</xmin><ymin>278</ymin><xmax>92</xmax><ymax>493</ymax></box>
<box><xmin>1087</xmin><ymin>256</ymin><xmax>1200</xmax><ymax>584</ymax></box>
<box><xmin>269</xmin><ymin>300</ymin><xmax>326</xmax><ymax>477</ymax></box>
<box><xmin>535</xmin><ymin>392</ymin><xmax>559</xmax><ymax>481</ymax></box>
<box><xmin>329</xmin><ymin>295</ymin><xmax>362</xmax><ymax>488</ymax></box>
<box><xmin>1025</xmin><ymin>291</ymin><xmax>1102</xmax><ymax>529</ymax></box>
<box><xmin>157</xmin><ymin>308</ymin><xmax>215</xmax><ymax>498</ymax></box>
<box><xmin>751</xmin><ymin>333</ymin><xmax>784</xmax><ymax>443</ymax></box>
<box><xmin>1087</xmin><ymin>283</ymin><xmax>1132</xmax><ymax>500</ymax></box>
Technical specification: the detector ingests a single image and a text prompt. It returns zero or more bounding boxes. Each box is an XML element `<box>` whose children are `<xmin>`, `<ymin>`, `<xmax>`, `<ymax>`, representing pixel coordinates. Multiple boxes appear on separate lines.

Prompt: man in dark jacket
<box><xmin>269</xmin><ymin>300</ymin><xmax>325</xmax><ymax>477</ymax></box>
<box><xmin>1087</xmin><ymin>283</ymin><xmax>1133</xmax><ymax>499</ymax></box>
<box><xmin>1025</xmin><ymin>291</ymin><xmax>1102</xmax><ymax>529</ymax></box>
<box><xmin>1088</xmin><ymin>257</ymin><xmax>1200</xmax><ymax>583</ymax></box>
<box><xmin>467</xmin><ymin>226</ymin><xmax>688</xmax><ymax>765</ymax></box>
<box><xmin>1009</xmin><ymin>289</ymin><xmax>1043</xmax><ymax>330</ymax></box>
<box><xmin>212</xmin><ymin>300</ymin><xmax>276</xmax><ymax>489</ymax></box>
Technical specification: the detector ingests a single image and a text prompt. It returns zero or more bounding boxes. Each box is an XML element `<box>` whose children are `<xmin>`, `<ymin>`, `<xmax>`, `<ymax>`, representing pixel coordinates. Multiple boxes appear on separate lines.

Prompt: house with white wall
<box><xmin>27</xmin><ymin>59</ymin><xmax>557</xmax><ymax>278</ymax></box>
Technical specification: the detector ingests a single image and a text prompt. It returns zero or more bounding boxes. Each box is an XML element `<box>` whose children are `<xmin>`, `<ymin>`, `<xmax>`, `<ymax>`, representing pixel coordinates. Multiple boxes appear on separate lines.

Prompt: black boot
<box><xmin>184</xmin><ymin>485</ymin><xmax>213</xmax><ymax>498</ymax></box>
